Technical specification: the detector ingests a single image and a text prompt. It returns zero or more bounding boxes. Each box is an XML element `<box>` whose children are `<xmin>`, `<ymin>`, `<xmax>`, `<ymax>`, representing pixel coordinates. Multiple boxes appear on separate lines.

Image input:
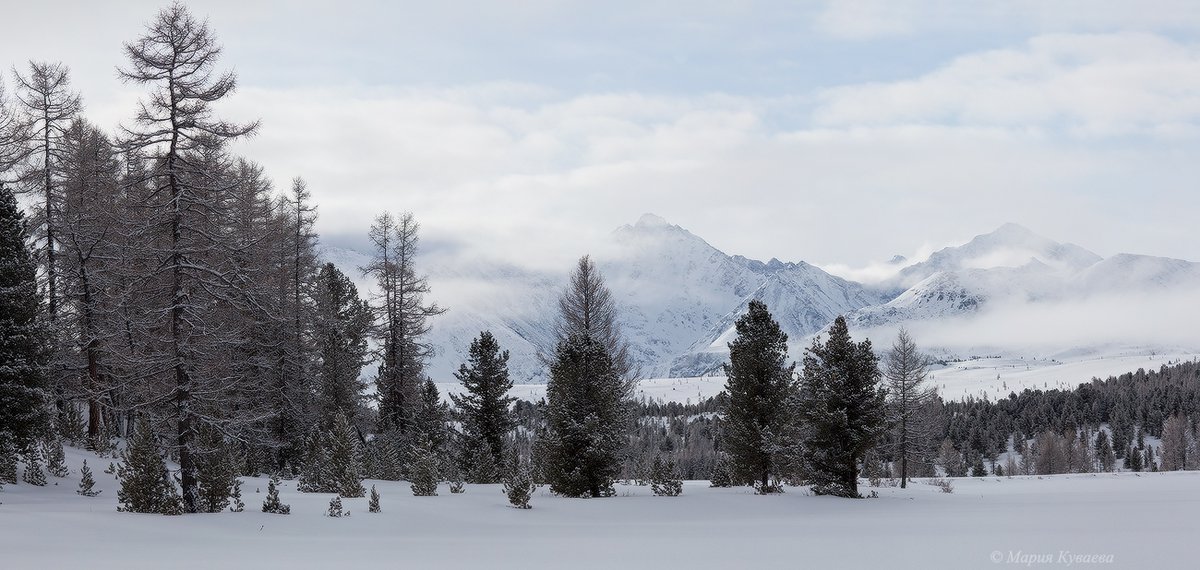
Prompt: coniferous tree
<box><xmin>44</xmin><ymin>437</ymin><xmax>69</xmax><ymax>478</ymax></box>
<box><xmin>368</xmin><ymin>484</ymin><xmax>380</xmax><ymax>513</ymax></box>
<box><xmin>798</xmin><ymin>316</ymin><xmax>886</xmax><ymax>498</ymax></box>
<box><xmin>451</xmin><ymin>331</ymin><xmax>516</xmax><ymax>484</ymax></box>
<box><xmin>539</xmin><ymin>333</ymin><xmax>632</xmax><ymax>498</ymax></box>
<box><xmin>0</xmin><ymin>182</ymin><xmax>51</xmax><ymax>452</ymax></box>
<box><xmin>721</xmin><ymin>300</ymin><xmax>796</xmax><ymax>493</ymax></box>
<box><xmin>117</xmin><ymin>418</ymin><xmax>181</xmax><ymax>514</ymax></box>
<box><xmin>650</xmin><ymin>456</ymin><xmax>682</xmax><ymax>497</ymax></box>
<box><xmin>1095</xmin><ymin>431</ymin><xmax>1116</xmax><ymax>472</ymax></box>
<box><xmin>77</xmin><ymin>459</ymin><xmax>101</xmax><ymax>496</ymax></box>
<box><xmin>413</xmin><ymin>379</ymin><xmax>450</xmax><ymax>457</ymax></box>
<box><xmin>329</xmin><ymin>413</ymin><xmax>365</xmax><ymax>498</ymax></box>
<box><xmin>708</xmin><ymin>452</ymin><xmax>734</xmax><ymax>487</ymax></box>
<box><xmin>313</xmin><ymin>263</ymin><xmax>372</xmax><ymax>425</ymax></box>
<box><xmin>298</xmin><ymin>426</ymin><xmax>332</xmax><ymax>493</ymax></box>
<box><xmin>326</xmin><ymin>495</ymin><xmax>346</xmax><ymax>517</ymax></box>
<box><xmin>195</xmin><ymin>427</ymin><xmax>239</xmax><ymax>512</ymax></box>
<box><xmin>1126</xmin><ymin>443</ymin><xmax>1143</xmax><ymax>472</ymax></box>
<box><xmin>409</xmin><ymin>444</ymin><xmax>440</xmax><ymax>496</ymax></box>
<box><xmin>261</xmin><ymin>474</ymin><xmax>290</xmax><ymax>514</ymax></box>
<box><xmin>229</xmin><ymin>479</ymin><xmax>244</xmax><ymax>512</ymax></box>
<box><xmin>551</xmin><ymin>255</ymin><xmax>634</xmax><ymax>380</ymax></box>
<box><xmin>503</xmin><ymin>458</ymin><xmax>535</xmax><ymax>509</ymax></box>
<box><xmin>883</xmin><ymin>329</ymin><xmax>936</xmax><ymax>488</ymax></box>
<box><xmin>22</xmin><ymin>449</ymin><xmax>47</xmax><ymax>486</ymax></box>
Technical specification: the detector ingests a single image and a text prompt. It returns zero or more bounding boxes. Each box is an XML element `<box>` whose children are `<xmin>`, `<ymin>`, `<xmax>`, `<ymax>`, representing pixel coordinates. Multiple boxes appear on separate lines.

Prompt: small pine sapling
<box><xmin>261</xmin><ymin>475</ymin><xmax>291</xmax><ymax>514</ymax></box>
<box><xmin>409</xmin><ymin>446</ymin><xmax>440</xmax><ymax>497</ymax></box>
<box><xmin>229</xmin><ymin>479</ymin><xmax>244</xmax><ymax>512</ymax></box>
<box><xmin>77</xmin><ymin>460</ymin><xmax>101</xmax><ymax>497</ymax></box>
<box><xmin>708</xmin><ymin>453</ymin><xmax>733</xmax><ymax>488</ymax></box>
<box><xmin>650</xmin><ymin>456</ymin><xmax>683</xmax><ymax>497</ymax></box>
<box><xmin>45</xmin><ymin>438</ymin><xmax>70</xmax><ymax>478</ymax></box>
<box><xmin>448</xmin><ymin>466</ymin><xmax>466</xmax><ymax>494</ymax></box>
<box><xmin>22</xmin><ymin>450</ymin><xmax>47</xmax><ymax>486</ymax></box>
<box><xmin>326</xmin><ymin>495</ymin><xmax>348</xmax><ymax>517</ymax></box>
<box><xmin>368</xmin><ymin>485</ymin><xmax>381</xmax><ymax>513</ymax></box>
<box><xmin>503</xmin><ymin>460</ymin><xmax>535</xmax><ymax>509</ymax></box>
<box><xmin>105</xmin><ymin>462</ymin><xmax>117</xmax><ymax>477</ymax></box>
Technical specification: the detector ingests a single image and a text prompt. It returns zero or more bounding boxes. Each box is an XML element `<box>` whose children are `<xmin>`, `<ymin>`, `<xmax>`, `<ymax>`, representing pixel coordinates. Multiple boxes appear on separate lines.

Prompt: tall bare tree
<box><xmin>552</xmin><ymin>255</ymin><xmax>635</xmax><ymax>380</ymax></box>
<box><xmin>883</xmin><ymin>328</ymin><xmax>936</xmax><ymax>488</ymax></box>
<box><xmin>363</xmin><ymin>211</ymin><xmax>443</xmax><ymax>433</ymax></box>
<box><xmin>117</xmin><ymin>2</ymin><xmax>259</xmax><ymax>512</ymax></box>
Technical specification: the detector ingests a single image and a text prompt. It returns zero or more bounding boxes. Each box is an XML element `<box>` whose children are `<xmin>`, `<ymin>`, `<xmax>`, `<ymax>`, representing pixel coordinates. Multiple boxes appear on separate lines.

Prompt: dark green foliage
<box><xmin>1126</xmin><ymin>443</ymin><xmax>1143</xmax><ymax>471</ymax></box>
<box><xmin>0</xmin><ymin>437</ymin><xmax>18</xmax><ymax>484</ymax></box>
<box><xmin>1095</xmin><ymin>430</ymin><xmax>1115</xmax><ymax>472</ymax></box>
<box><xmin>650</xmin><ymin>456</ymin><xmax>682</xmax><ymax>497</ymax></box>
<box><xmin>117</xmin><ymin>418</ymin><xmax>182</xmax><ymax>514</ymax></box>
<box><xmin>708</xmin><ymin>453</ymin><xmax>733</xmax><ymax>487</ymax></box>
<box><xmin>229</xmin><ymin>479</ymin><xmax>244</xmax><ymax>512</ymax></box>
<box><xmin>298</xmin><ymin>413</ymin><xmax>365</xmax><ymax>497</ymax></box>
<box><xmin>503</xmin><ymin>458</ymin><xmax>535</xmax><ymax>509</ymax></box>
<box><xmin>261</xmin><ymin>475</ymin><xmax>290</xmax><ymax>514</ymax></box>
<box><xmin>22</xmin><ymin>449</ymin><xmax>47</xmax><ymax>486</ymax></box>
<box><xmin>721</xmin><ymin>300</ymin><xmax>796</xmax><ymax>493</ymax></box>
<box><xmin>413</xmin><ymin>379</ymin><xmax>450</xmax><ymax>456</ymax></box>
<box><xmin>799</xmin><ymin>316</ymin><xmax>886</xmax><ymax>498</ymax></box>
<box><xmin>368</xmin><ymin>484</ymin><xmax>380</xmax><ymax>513</ymax></box>
<box><xmin>326</xmin><ymin>495</ymin><xmax>347</xmax><ymax>517</ymax></box>
<box><xmin>314</xmin><ymin>263</ymin><xmax>372</xmax><ymax>425</ymax></box>
<box><xmin>44</xmin><ymin>437</ymin><xmax>69</xmax><ymax>478</ymax></box>
<box><xmin>77</xmin><ymin>460</ymin><xmax>101</xmax><ymax>496</ymax></box>
<box><xmin>409</xmin><ymin>444</ymin><xmax>439</xmax><ymax>496</ymax></box>
<box><xmin>539</xmin><ymin>333</ymin><xmax>633</xmax><ymax>498</ymax></box>
<box><xmin>365</xmin><ymin>431</ymin><xmax>403</xmax><ymax>481</ymax></box>
<box><xmin>195</xmin><ymin>428</ymin><xmax>240</xmax><ymax>513</ymax></box>
<box><xmin>451</xmin><ymin>331</ymin><xmax>516</xmax><ymax>484</ymax></box>
<box><xmin>0</xmin><ymin>183</ymin><xmax>51</xmax><ymax>452</ymax></box>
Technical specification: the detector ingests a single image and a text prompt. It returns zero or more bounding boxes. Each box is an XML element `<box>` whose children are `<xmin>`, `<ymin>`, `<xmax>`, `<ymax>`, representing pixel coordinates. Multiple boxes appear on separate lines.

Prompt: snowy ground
<box><xmin>437</xmin><ymin>350</ymin><xmax>1199</xmax><ymax>405</ymax></box>
<box><xmin>2</xmin><ymin>445</ymin><xmax>1197</xmax><ymax>569</ymax></box>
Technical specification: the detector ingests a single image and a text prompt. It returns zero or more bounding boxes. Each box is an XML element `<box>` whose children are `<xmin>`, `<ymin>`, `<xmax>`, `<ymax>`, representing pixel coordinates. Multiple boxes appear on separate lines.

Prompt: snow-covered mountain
<box><xmin>321</xmin><ymin>217</ymin><xmax>1200</xmax><ymax>384</ymax></box>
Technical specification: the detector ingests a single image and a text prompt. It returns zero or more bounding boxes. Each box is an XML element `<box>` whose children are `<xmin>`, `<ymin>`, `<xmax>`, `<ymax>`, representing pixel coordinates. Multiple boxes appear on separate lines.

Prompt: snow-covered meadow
<box><xmin>3</xmin><ymin>445</ymin><xmax>1196</xmax><ymax>569</ymax></box>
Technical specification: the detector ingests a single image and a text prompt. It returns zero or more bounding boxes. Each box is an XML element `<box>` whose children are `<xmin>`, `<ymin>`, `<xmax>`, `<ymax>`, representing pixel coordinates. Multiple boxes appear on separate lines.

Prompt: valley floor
<box><xmin>1</xmin><ymin>446</ymin><xmax>1196</xmax><ymax>569</ymax></box>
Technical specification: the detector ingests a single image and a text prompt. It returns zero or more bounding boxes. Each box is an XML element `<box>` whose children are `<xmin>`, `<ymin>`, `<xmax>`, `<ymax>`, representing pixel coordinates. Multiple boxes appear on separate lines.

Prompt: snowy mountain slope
<box><xmin>321</xmin><ymin>219</ymin><xmax>1200</xmax><ymax>384</ymax></box>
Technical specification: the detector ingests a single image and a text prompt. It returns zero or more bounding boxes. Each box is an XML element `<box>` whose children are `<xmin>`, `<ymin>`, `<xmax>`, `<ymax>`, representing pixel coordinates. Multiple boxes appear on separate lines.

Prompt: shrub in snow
<box><xmin>708</xmin><ymin>453</ymin><xmax>733</xmax><ymax>488</ymax></box>
<box><xmin>753</xmin><ymin>480</ymin><xmax>783</xmax><ymax>495</ymax></box>
<box><xmin>929</xmin><ymin>478</ymin><xmax>954</xmax><ymax>494</ymax></box>
<box><xmin>105</xmin><ymin>462</ymin><xmax>117</xmax><ymax>478</ymax></box>
<box><xmin>22</xmin><ymin>449</ymin><xmax>47</xmax><ymax>486</ymax></box>
<box><xmin>409</xmin><ymin>446</ymin><xmax>439</xmax><ymax>497</ymax></box>
<box><xmin>650</xmin><ymin>456</ymin><xmax>682</xmax><ymax>497</ymax></box>
<box><xmin>449</xmin><ymin>479</ymin><xmax>465</xmax><ymax>494</ymax></box>
<box><xmin>261</xmin><ymin>475</ymin><xmax>291</xmax><ymax>514</ymax></box>
<box><xmin>44</xmin><ymin>438</ymin><xmax>69</xmax><ymax>478</ymax></box>
<box><xmin>368</xmin><ymin>485</ymin><xmax>380</xmax><ymax>513</ymax></box>
<box><xmin>77</xmin><ymin>460</ymin><xmax>101</xmax><ymax>497</ymax></box>
<box><xmin>326</xmin><ymin>495</ymin><xmax>348</xmax><ymax>517</ymax></box>
<box><xmin>503</xmin><ymin>460</ymin><xmax>535</xmax><ymax>509</ymax></box>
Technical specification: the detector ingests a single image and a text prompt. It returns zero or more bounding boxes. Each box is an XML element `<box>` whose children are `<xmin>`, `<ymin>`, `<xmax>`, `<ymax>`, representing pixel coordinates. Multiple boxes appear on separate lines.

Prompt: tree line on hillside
<box><xmin>2</xmin><ymin>3</ymin><xmax>1198</xmax><ymax>515</ymax></box>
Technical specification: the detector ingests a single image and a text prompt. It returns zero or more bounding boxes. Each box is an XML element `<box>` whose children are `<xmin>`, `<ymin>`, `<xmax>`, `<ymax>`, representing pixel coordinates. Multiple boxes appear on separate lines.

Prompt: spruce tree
<box><xmin>314</xmin><ymin>262</ymin><xmax>372</xmax><ymax>425</ymax></box>
<box><xmin>451</xmin><ymin>331</ymin><xmax>516</xmax><ymax>484</ymax></box>
<box><xmin>229</xmin><ymin>479</ymin><xmax>244</xmax><ymax>512</ymax></box>
<box><xmin>0</xmin><ymin>182</ymin><xmax>51</xmax><ymax>452</ymax></box>
<box><xmin>721</xmin><ymin>300</ymin><xmax>796</xmax><ymax>493</ymax></box>
<box><xmin>261</xmin><ymin>474</ymin><xmax>290</xmax><ymax>514</ymax></box>
<box><xmin>326</xmin><ymin>495</ymin><xmax>347</xmax><ymax>517</ymax></box>
<box><xmin>539</xmin><ymin>333</ymin><xmax>632</xmax><ymax>497</ymax></box>
<box><xmin>195</xmin><ymin>428</ymin><xmax>239</xmax><ymax>513</ymax></box>
<box><xmin>413</xmin><ymin>379</ymin><xmax>450</xmax><ymax>457</ymax></box>
<box><xmin>77</xmin><ymin>459</ymin><xmax>101</xmax><ymax>496</ymax></box>
<box><xmin>22</xmin><ymin>449</ymin><xmax>47</xmax><ymax>486</ymax></box>
<box><xmin>0</xmin><ymin>437</ymin><xmax>18</xmax><ymax>485</ymax></box>
<box><xmin>368</xmin><ymin>484</ymin><xmax>381</xmax><ymax>513</ymax></box>
<box><xmin>409</xmin><ymin>444</ymin><xmax>440</xmax><ymax>496</ymax></box>
<box><xmin>328</xmin><ymin>413</ymin><xmax>365</xmax><ymax>498</ymax></box>
<box><xmin>1126</xmin><ymin>444</ymin><xmax>1143</xmax><ymax>472</ymax></box>
<box><xmin>44</xmin><ymin>437</ymin><xmax>69</xmax><ymax>478</ymax></box>
<box><xmin>798</xmin><ymin>316</ymin><xmax>886</xmax><ymax>498</ymax></box>
<box><xmin>708</xmin><ymin>453</ymin><xmax>734</xmax><ymax>488</ymax></box>
<box><xmin>503</xmin><ymin>458</ymin><xmax>535</xmax><ymax>509</ymax></box>
<box><xmin>117</xmin><ymin>417</ymin><xmax>181</xmax><ymax>514</ymax></box>
<box><xmin>650</xmin><ymin>456</ymin><xmax>683</xmax><ymax>497</ymax></box>
<box><xmin>298</xmin><ymin>427</ymin><xmax>332</xmax><ymax>493</ymax></box>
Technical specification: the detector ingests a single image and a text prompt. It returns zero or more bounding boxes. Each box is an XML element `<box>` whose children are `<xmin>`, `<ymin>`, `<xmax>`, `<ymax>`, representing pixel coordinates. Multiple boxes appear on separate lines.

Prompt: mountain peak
<box><xmin>635</xmin><ymin>213</ymin><xmax>671</xmax><ymax>228</ymax></box>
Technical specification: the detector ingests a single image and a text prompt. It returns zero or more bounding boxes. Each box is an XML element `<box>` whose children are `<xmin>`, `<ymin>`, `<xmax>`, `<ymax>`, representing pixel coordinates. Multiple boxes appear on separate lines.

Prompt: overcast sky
<box><xmin>4</xmin><ymin>0</ymin><xmax>1200</xmax><ymax>273</ymax></box>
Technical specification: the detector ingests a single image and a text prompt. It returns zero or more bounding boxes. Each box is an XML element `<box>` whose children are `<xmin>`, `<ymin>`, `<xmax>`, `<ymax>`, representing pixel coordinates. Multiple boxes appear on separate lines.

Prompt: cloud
<box><xmin>814</xmin><ymin>33</ymin><xmax>1200</xmax><ymax>135</ymax></box>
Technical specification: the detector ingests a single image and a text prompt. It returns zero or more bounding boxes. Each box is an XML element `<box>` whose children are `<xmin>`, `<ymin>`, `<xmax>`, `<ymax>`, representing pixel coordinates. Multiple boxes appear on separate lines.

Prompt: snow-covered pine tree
<box><xmin>229</xmin><ymin>479</ymin><xmax>244</xmax><ymax>512</ymax></box>
<box><xmin>502</xmin><ymin>458</ymin><xmax>535</xmax><ymax>509</ymax></box>
<box><xmin>412</xmin><ymin>379</ymin><xmax>450</xmax><ymax>460</ymax></box>
<box><xmin>117</xmin><ymin>417</ymin><xmax>181</xmax><ymax>514</ymax></box>
<box><xmin>0</xmin><ymin>182</ymin><xmax>51</xmax><ymax>455</ymax></box>
<box><xmin>539</xmin><ymin>332</ymin><xmax>632</xmax><ymax>498</ymax></box>
<box><xmin>77</xmin><ymin>459</ymin><xmax>101</xmax><ymax>496</ymax></box>
<box><xmin>551</xmin><ymin>255</ymin><xmax>635</xmax><ymax>380</ymax></box>
<box><xmin>0</xmin><ymin>437</ymin><xmax>18</xmax><ymax>485</ymax></box>
<box><xmin>261</xmin><ymin>474</ymin><xmax>290</xmax><ymax>514</ymax></box>
<box><xmin>298</xmin><ymin>427</ymin><xmax>332</xmax><ymax>493</ymax></box>
<box><xmin>365</xmin><ymin>432</ymin><xmax>403</xmax><ymax>481</ymax></box>
<box><xmin>314</xmin><ymin>262</ymin><xmax>372</xmax><ymax>426</ymax></box>
<box><xmin>22</xmin><ymin>449</ymin><xmax>47</xmax><ymax>486</ymax></box>
<box><xmin>329</xmin><ymin>413</ymin><xmax>365</xmax><ymax>498</ymax></box>
<box><xmin>409</xmin><ymin>444</ymin><xmax>439</xmax><ymax>496</ymax></box>
<box><xmin>451</xmin><ymin>331</ymin><xmax>516</xmax><ymax>484</ymax></box>
<box><xmin>44</xmin><ymin>437</ymin><xmax>70</xmax><ymax>478</ymax></box>
<box><xmin>721</xmin><ymin>300</ymin><xmax>796</xmax><ymax>493</ymax></box>
<box><xmin>799</xmin><ymin>316</ymin><xmax>886</xmax><ymax>498</ymax></box>
<box><xmin>883</xmin><ymin>328</ymin><xmax>937</xmax><ymax>488</ymax></box>
<box><xmin>195</xmin><ymin>427</ymin><xmax>239</xmax><ymax>512</ymax></box>
<box><xmin>368</xmin><ymin>484</ymin><xmax>380</xmax><ymax>513</ymax></box>
<box><xmin>708</xmin><ymin>453</ymin><xmax>734</xmax><ymax>487</ymax></box>
<box><xmin>650</xmin><ymin>456</ymin><xmax>682</xmax><ymax>497</ymax></box>
<box><xmin>326</xmin><ymin>495</ymin><xmax>346</xmax><ymax>517</ymax></box>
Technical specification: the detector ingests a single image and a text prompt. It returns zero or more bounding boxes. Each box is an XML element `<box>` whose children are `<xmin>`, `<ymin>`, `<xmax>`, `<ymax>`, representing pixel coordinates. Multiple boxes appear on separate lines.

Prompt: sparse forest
<box><xmin>1</xmin><ymin>3</ymin><xmax>1198</xmax><ymax>522</ymax></box>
